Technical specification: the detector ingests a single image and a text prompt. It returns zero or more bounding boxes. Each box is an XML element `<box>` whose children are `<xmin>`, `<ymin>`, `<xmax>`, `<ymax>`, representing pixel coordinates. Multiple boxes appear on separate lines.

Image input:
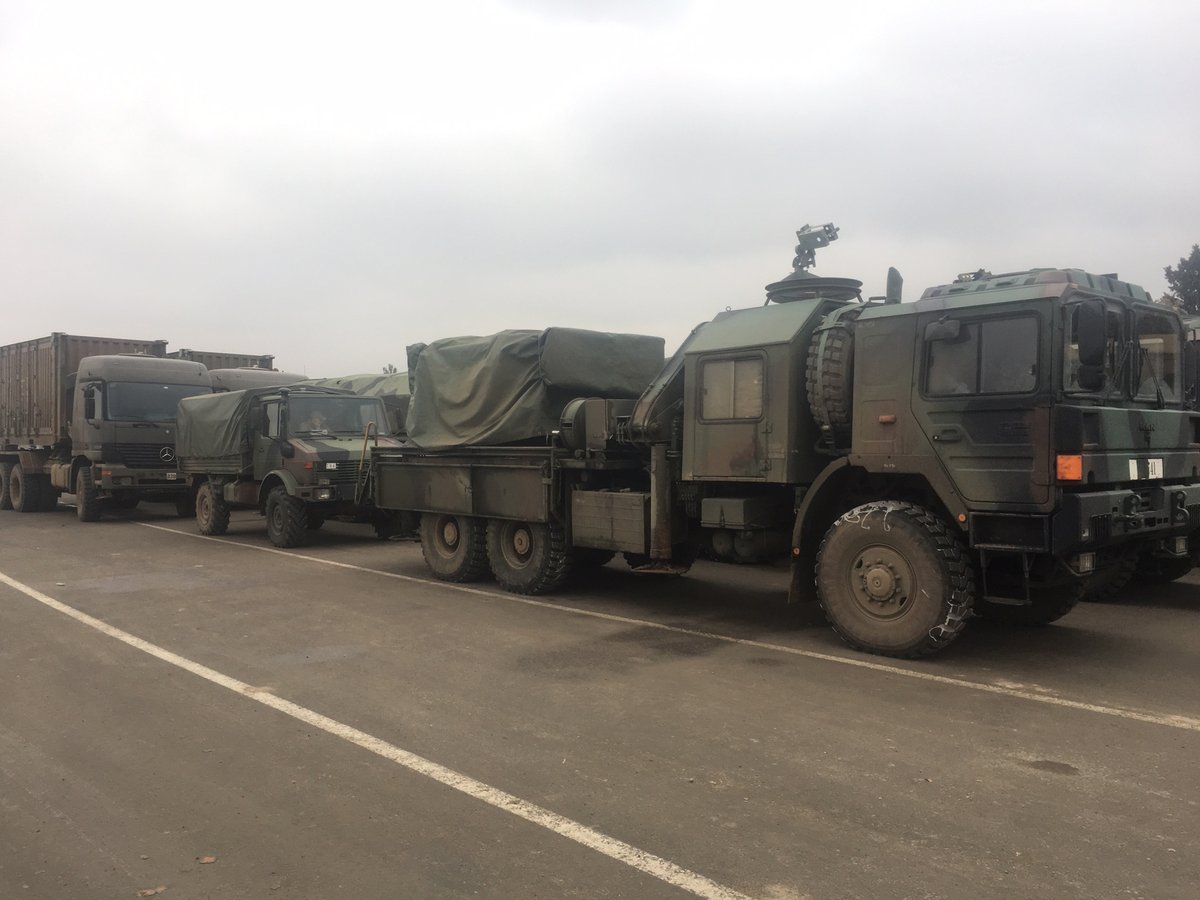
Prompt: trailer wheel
<box><xmin>815</xmin><ymin>501</ymin><xmax>974</xmax><ymax>658</ymax></box>
<box><xmin>265</xmin><ymin>486</ymin><xmax>309</xmax><ymax>548</ymax></box>
<box><xmin>10</xmin><ymin>464</ymin><xmax>43</xmax><ymax>514</ymax></box>
<box><xmin>0</xmin><ymin>462</ymin><xmax>13</xmax><ymax>510</ymax></box>
<box><xmin>37</xmin><ymin>477</ymin><xmax>61</xmax><ymax>511</ymax></box>
<box><xmin>195</xmin><ymin>481</ymin><xmax>230</xmax><ymax>536</ymax></box>
<box><xmin>974</xmin><ymin>585</ymin><xmax>1081</xmax><ymax>626</ymax></box>
<box><xmin>420</xmin><ymin>513</ymin><xmax>489</xmax><ymax>582</ymax></box>
<box><xmin>487</xmin><ymin>519</ymin><xmax>572</xmax><ymax>595</ymax></box>
<box><xmin>74</xmin><ymin>468</ymin><xmax>100</xmax><ymax>522</ymax></box>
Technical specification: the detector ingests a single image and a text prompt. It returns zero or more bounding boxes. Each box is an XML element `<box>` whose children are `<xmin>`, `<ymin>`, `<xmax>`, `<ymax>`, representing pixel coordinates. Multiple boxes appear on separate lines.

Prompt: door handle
<box><xmin>933</xmin><ymin>427</ymin><xmax>962</xmax><ymax>443</ymax></box>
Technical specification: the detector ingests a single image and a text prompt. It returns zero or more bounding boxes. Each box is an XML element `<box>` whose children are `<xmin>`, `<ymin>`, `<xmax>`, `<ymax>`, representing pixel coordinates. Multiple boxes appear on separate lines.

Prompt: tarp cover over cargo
<box><xmin>304</xmin><ymin>373</ymin><xmax>410</xmax><ymax>435</ymax></box>
<box><xmin>405</xmin><ymin>328</ymin><xmax>665</xmax><ymax>449</ymax></box>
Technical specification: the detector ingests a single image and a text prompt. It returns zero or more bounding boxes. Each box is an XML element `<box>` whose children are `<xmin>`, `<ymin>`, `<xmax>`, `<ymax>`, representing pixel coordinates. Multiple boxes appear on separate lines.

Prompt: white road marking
<box><xmin>136</xmin><ymin>522</ymin><xmax>1200</xmax><ymax>734</ymax></box>
<box><xmin>0</xmin><ymin>568</ymin><xmax>752</xmax><ymax>900</ymax></box>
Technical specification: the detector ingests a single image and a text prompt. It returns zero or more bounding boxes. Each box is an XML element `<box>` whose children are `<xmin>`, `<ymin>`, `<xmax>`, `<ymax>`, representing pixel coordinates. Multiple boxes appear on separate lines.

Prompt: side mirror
<box><xmin>924</xmin><ymin>317</ymin><xmax>961</xmax><ymax>342</ymax></box>
<box><xmin>885</xmin><ymin>267</ymin><xmax>903</xmax><ymax>304</ymax></box>
<box><xmin>279</xmin><ymin>440</ymin><xmax>295</xmax><ymax>459</ymax></box>
<box><xmin>1185</xmin><ymin>342</ymin><xmax>1198</xmax><ymax>406</ymax></box>
<box><xmin>1076</xmin><ymin>300</ymin><xmax>1107</xmax><ymax>392</ymax></box>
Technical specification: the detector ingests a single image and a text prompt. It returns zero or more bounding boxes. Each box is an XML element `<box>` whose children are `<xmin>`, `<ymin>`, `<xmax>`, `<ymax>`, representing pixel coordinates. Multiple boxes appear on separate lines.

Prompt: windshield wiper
<box><xmin>1138</xmin><ymin>345</ymin><xmax>1167</xmax><ymax>409</ymax></box>
<box><xmin>1101</xmin><ymin>341</ymin><xmax>1132</xmax><ymax>403</ymax></box>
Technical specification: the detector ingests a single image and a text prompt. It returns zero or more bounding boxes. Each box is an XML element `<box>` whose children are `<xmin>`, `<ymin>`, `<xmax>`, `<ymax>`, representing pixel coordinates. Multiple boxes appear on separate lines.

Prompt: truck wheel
<box><xmin>265</xmin><ymin>486</ymin><xmax>309</xmax><ymax>547</ymax></box>
<box><xmin>306</xmin><ymin>509</ymin><xmax>326</xmax><ymax>531</ymax></box>
<box><xmin>10</xmin><ymin>464</ymin><xmax>43</xmax><ymax>513</ymax></box>
<box><xmin>1082</xmin><ymin>552</ymin><xmax>1139</xmax><ymax>602</ymax></box>
<box><xmin>419</xmin><ymin>513</ymin><xmax>489</xmax><ymax>582</ymax></box>
<box><xmin>74</xmin><ymin>468</ymin><xmax>101</xmax><ymax>522</ymax></box>
<box><xmin>0</xmin><ymin>462</ymin><xmax>12</xmax><ymax>510</ymax></box>
<box><xmin>815</xmin><ymin>501</ymin><xmax>975</xmax><ymax>658</ymax></box>
<box><xmin>974</xmin><ymin>585</ymin><xmax>1081</xmax><ymax>626</ymax></box>
<box><xmin>805</xmin><ymin>306</ymin><xmax>862</xmax><ymax>448</ymax></box>
<box><xmin>1135</xmin><ymin>553</ymin><xmax>1194</xmax><ymax>584</ymax></box>
<box><xmin>487</xmin><ymin>519</ymin><xmax>572</xmax><ymax>595</ymax></box>
<box><xmin>195</xmin><ymin>482</ymin><xmax>230</xmax><ymax>535</ymax></box>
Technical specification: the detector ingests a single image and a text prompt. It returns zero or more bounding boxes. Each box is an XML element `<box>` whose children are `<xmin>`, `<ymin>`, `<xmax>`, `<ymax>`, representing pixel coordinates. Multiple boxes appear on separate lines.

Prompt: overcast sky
<box><xmin>2</xmin><ymin>0</ymin><xmax>1197</xmax><ymax>376</ymax></box>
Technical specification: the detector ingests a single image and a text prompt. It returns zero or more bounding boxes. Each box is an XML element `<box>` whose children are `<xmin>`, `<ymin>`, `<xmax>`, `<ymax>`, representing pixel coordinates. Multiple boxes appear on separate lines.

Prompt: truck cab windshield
<box><xmin>1134</xmin><ymin>307</ymin><xmax>1181</xmax><ymax>404</ymax></box>
<box><xmin>290</xmin><ymin>396</ymin><xmax>385</xmax><ymax>436</ymax></box>
<box><xmin>106</xmin><ymin>382</ymin><xmax>211</xmax><ymax>421</ymax></box>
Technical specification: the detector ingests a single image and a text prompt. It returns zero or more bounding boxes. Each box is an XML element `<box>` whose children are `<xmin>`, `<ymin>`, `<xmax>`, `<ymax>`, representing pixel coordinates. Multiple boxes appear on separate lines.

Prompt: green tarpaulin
<box><xmin>405</xmin><ymin>327</ymin><xmax>665</xmax><ymax>449</ymax></box>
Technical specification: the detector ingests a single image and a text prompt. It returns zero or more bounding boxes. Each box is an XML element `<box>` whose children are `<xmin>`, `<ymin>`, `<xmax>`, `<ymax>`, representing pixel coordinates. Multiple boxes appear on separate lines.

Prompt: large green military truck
<box><xmin>0</xmin><ymin>334</ymin><xmax>212</xmax><ymax>520</ymax></box>
<box><xmin>369</xmin><ymin>225</ymin><xmax>1200</xmax><ymax>658</ymax></box>
<box><xmin>176</xmin><ymin>385</ymin><xmax>405</xmax><ymax>547</ymax></box>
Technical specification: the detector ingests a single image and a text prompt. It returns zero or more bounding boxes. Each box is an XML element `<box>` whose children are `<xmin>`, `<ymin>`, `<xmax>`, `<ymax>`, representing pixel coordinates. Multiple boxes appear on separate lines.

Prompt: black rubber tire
<box><xmin>306</xmin><ymin>509</ymin><xmax>326</xmax><ymax>531</ymax></box>
<box><xmin>805</xmin><ymin>307</ymin><xmax>862</xmax><ymax>448</ymax></box>
<box><xmin>0</xmin><ymin>462</ymin><xmax>13</xmax><ymax>510</ymax></box>
<box><xmin>419</xmin><ymin>513</ymin><xmax>489</xmax><ymax>582</ymax></box>
<box><xmin>974</xmin><ymin>584</ymin><xmax>1082</xmax><ymax>626</ymax></box>
<box><xmin>175</xmin><ymin>492</ymin><xmax>197</xmax><ymax>518</ymax></box>
<box><xmin>10</xmin><ymin>463</ymin><xmax>42</xmax><ymax>514</ymax></box>
<box><xmin>265</xmin><ymin>486</ymin><xmax>309</xmax><ymax>548</ymax></box>
<box><xmin>75</xmin><ymin>467</ymin><xmax>101</xmax><ymax>522</ymax></box>
<box><xmin>37</xmin><ymin>476</ymin><xmax>60</xmax><ymax>511</ymax></box>
<box><xmin>195</xmin><ymin>481</ymin><xmax>230</xmax><ymax>536</ymax></box>
<box><xmin>1135</xmin><ymin>553</ymin><xmax>1194</xmax><ymax>584</ymax></box>
<box><xmin>815</xmin><ymin>501</ymin><xmax>975</xmax><ymax>658</ymax></box>
<box><xmin>1082</xmin><ymin>553</ymin><xmax>1139</xmax><ymax>602</ymax></box>
<box><xmin>573</xmin><ymin>548</ymin><xmax>616</xmax><ymax>567</ymax></box>
<box><xmin>486</xmin><ymin>519</ymin><xmax>572</xmax><ymax>595</ymax></box>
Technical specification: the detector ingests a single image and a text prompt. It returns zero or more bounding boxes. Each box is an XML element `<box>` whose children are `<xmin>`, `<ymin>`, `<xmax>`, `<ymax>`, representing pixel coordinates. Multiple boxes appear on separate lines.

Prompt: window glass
<box><xmin>264</xmin><ymin>402</ymin><xmax>280</xmax><ymax>438</ymax></box>
<box><xmin>288</xmin><ymin>396</ymin><xmax>387</xmax><ymax>435</ymax></box>
<box><xmin>1135</xmin><ymin>309</ymin><xmax>1181</xmax><ymax>401</ymax></box>
<box><xmin>927</xmin><ymin>323</ymin><xmax>979</xmax><ymax>395</ymax></box>
<box><xmin>927</xmin><ymin>316</ymin><xmax>1039</xmax><ymax>397</ymax></box>
<box><xmin>105</xmin><ymin>382</ymin><xmax>212</xmax><ymax>422</ymax></box>
<box><xmin>701</xmin><ymin>357</ymin><xmax>763</xmax><ymax>419</ymax></box>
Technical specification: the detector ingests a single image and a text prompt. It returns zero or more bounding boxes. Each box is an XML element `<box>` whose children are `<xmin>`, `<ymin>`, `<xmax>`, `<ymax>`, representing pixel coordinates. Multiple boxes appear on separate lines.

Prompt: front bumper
<box><xmin>1053</xmin><ymin>483</ymin><xmax>1200</xmax><ymax>554</ymax></box>
<box><xmin>97</xmin><ymin>465</ymin><xmax>186</xmax><ymax>492</ymax></box>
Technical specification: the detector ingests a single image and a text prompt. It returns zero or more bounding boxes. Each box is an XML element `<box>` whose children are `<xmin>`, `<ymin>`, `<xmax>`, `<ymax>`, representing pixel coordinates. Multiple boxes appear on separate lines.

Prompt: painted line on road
<box><xmin>0</xmin><ymin>568</ymin><xmax>753</xmax><ymax>900</ymax></box>
<box><xmin>136</xmin><ymin>521</ymin><xmax>1200</xmax><ymax>734</ymax></box>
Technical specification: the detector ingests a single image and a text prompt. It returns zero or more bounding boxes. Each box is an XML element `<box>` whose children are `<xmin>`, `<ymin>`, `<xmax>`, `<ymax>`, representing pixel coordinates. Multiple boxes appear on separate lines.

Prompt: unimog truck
<box><xmin>370</xmin><ymin>225</ymin><xmax>1200</xmax><ymax>658</ymax></box>
<box><xmin>176</xmin><ymin>385</ymin><xmax>405</xmax><ymax>547</ymax></box>
<box><xmin>1</xmin><ymin>334</ymin><xmax>212</xmax><ymax>519</ymax></box>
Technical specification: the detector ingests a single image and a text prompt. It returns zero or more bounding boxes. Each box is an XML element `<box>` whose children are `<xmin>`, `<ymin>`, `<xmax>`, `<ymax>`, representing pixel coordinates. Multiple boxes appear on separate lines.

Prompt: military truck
<box><xmin>0</xmin><ymin>333</ymin><xmax>212</xmax><ymax>519</ymax></box>
<box><xmin>368</xmin><ymin>225</ymin><xmax>1200</xmax><ymax>658</ymax></box>
<box><xmin>176</xmin><ymin>385</ymin><xmax>406</xmax><ymax>547</ymax></box>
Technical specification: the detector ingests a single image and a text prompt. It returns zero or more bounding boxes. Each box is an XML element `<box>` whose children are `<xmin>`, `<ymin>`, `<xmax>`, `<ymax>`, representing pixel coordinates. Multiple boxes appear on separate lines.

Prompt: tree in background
<box><xmin>1164</xmin><ymin>245</ymin><xmax>1200</xmax><ymax>314</ymax></box>
<box><xmin>382</xmin><ymin>363</ymin><xmax>398</xmax><ymax>374</ymax></box>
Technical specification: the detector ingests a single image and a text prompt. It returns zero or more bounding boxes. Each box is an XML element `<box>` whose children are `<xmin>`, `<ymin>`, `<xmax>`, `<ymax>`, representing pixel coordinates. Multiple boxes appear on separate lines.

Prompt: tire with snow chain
<box><xmin>265</xmin><ymin>486</ymin><xmax>308</xmax><ymax>548</ymax></box>
<box><xmin>1082</xmin><ymin>552</ymin><xmax>1139</xmax><ymax>602</ymax></box>
<box><xmin>974</xmin><ymin>584</ymin><xmax>1082</xmax><ymax>626</ymax></box>
<box><xmin>805</xmin><ymin>305</ymin><xmax>862</xmax><ymax>448</ymax></box>
<box><xmin>420</xmin><ymin>513</ymin><xmax>490</xmax><ymax>582</ymax></box>
<box><xmin>815</xmin><ymin>501</ymin><xmax>974</xmax><ymax>658</ymax></box>
<box><xmin>486</xmin><ymin>519</ymin><xmax>572</xmax><ymax>595</ymax></box>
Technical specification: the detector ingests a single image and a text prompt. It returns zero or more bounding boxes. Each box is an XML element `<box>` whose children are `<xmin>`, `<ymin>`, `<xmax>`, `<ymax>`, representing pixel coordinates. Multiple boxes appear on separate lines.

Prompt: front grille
<box><xmin>1090</xmin><ymin>513</ymin><xmax>1112</xmax><ymax>543</ymax></box>
<box><xmin>322</xmin><ymin>462</ymin><xmax>364</xmax><ymax>484</ymax></box>
<box><xmin>110</xmin><ymin>443</ymin><xmax>177</xmax><ymax>469</ymax></box>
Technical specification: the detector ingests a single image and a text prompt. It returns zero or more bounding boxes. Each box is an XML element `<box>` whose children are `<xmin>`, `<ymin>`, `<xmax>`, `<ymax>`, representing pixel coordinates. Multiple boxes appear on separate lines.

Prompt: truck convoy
<box><xmin>368</xmin><ymin>225</ymin><xmax>1200</xmax><ymax>658</ymax></box>
<box><xmin>176</xmin><ymin>384</ymin><xmax>406</xmax><ymax>547</ymax></box>
<box><xmin>0</xmin><ymin>334</ymin><xmax>275</xmax><ymax>520</ymax></box>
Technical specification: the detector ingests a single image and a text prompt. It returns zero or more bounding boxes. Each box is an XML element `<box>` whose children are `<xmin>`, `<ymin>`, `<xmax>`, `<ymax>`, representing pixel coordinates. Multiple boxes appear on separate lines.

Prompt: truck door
<box><xmin>689</xmin><ymin>352</ymin><xmax>769</xmax><ymax>479</ymax></box>
<box><xmin>911</xmin><ymin>310</ymin><xmax>1051</xmax><ymax>507</ymax></box>
<box><xmin>252</xmin><ymin>399</ymin><xmax>283</xmax><ymax>477</ymax></box>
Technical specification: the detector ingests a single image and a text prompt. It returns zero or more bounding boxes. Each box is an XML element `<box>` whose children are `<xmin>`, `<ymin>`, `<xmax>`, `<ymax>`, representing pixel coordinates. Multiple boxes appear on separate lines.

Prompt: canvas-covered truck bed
<box><xmin>404</xmin><ymin>327</ymin><xmax>664</xmax><ymax>448</ymax></box>
<box><xmin>177</xmin><ymin>387</ymin><xmax>272</xmax><ymax>474</ymax></box>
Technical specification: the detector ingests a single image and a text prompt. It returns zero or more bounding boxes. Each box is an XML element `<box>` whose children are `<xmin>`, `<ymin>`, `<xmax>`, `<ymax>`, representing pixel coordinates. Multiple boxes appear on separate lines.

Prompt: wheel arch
<box><xmin>258</xmin><ymin>470</ymin><xmax>300</xmax><ymax>510</ymax></box>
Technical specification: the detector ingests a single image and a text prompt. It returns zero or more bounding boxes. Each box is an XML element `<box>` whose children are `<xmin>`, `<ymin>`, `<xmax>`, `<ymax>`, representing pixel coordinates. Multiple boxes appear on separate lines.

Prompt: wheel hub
<box><xmin>862</xmin><ymin>564</ymin><xmax>896</xmax><ymax>600</ymax></box>
<box><xmin>511</xmin><ymin>527</ymin><xmax>531</xmax><ymax>556</ymax></box>
<box><xmin>440</xmin><ymin>519</ymin><xmax>460</xmax><ymax>548</ymax></box>
<box><xmin>850</xmin><ymin>545</ymin><xmax>913</xmax><ymax>620</ymax></box>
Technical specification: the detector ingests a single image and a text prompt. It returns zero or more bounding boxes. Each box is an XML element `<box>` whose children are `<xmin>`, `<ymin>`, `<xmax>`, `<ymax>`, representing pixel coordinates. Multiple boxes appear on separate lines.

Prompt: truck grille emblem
<box><xmin>159</xmin><ymin>446</ymin><xmax>176</xmax><ymax>462</ymax></box>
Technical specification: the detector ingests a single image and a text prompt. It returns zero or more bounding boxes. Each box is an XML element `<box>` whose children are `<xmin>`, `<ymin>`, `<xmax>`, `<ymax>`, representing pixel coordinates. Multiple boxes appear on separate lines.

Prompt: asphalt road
<box><xmin>1</xmin><ymin>502</ymin><xmax>1198</xmax><ymax>899</ymax></box>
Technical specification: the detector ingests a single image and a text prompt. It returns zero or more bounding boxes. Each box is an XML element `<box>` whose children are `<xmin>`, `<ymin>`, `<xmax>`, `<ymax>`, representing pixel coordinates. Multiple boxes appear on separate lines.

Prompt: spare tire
<box><xmin>805</xmin><ymin>305</ymin><xmax>862</xmax><ymax>448</ymax></box>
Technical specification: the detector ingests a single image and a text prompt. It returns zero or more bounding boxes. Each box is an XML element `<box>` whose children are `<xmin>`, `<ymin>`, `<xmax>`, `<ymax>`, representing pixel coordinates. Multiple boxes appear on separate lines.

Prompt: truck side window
<box><xmin>927</xmin><ymin>316</ymin><xmax>1037</xmax><ymax>396</ymax></box>
<box><xmin>264</xmin><ymin>402</ymin><xmax>280</xmax><ymax>438</ymax></box>
<box><xmin>701</xmin><ymin>356</ymin><xmax>763</xmax><ymax>419</ymax></box>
